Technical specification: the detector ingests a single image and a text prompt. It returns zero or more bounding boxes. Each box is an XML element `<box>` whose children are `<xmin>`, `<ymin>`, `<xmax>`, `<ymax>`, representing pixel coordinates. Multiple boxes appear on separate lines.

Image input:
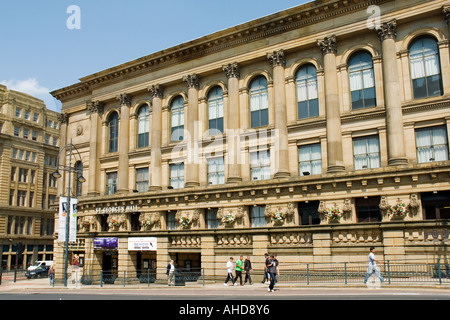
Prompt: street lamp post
<box><xmin>52</xmin><ymin>138</ymin><xmax>85</xmax><ymax>287</ymax></box>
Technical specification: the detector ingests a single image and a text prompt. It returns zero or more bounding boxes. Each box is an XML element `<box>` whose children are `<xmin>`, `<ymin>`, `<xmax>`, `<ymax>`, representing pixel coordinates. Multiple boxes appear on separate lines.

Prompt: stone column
<box><xmin>87</xmin><ymin>101</ymin><xmax>104</xmax><ymax>196</ymax></box>
<box><xmin>149</xmin><ymin>84</ymin><xmax>164</xmax><ymax>191</ymax></box>
<box><xmin>267</xmin><ymin>50</ymin><xmax>290</xmax><ymax>179</ymax></box>
<box><xmin>117</xmin><ymin>93</ymin><xmax>131</xmax><ymax>194</ymax></box>
<box><xmin>223</xmin><ymin>62</ymin><xmax>242</xmax><ymax>183</ymax></box>
<box><xmin>317</xmin><ymin>35</ymin><xmax>345</xmax><ymax>172</ymax></box>
<box><xmin>377</xmin><ymin>20</ymin><xmax>408</xmax><ymax>166</ymax></box>
<box><xmin>183</xmin><ymin>74</ymin><xmax>200</xmax><ymax>188</ymax></box>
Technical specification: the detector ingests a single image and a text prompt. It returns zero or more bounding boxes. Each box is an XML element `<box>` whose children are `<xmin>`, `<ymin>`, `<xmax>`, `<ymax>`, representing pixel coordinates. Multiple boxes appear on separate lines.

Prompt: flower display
<box><xmin>107</xmin><ymin>217</ymin><xmax>120</xmax><ymax>228</ymax></box>
<box><xmin>178</xmin><ymin>216</ymin><xmax>191</xmax><ymax>228</ymax></box>
<box><xmin>390</xmin><ymin>200</ymin><xmax>407</xmax><ymax>217</ymax></box>
<box><xmin>141</xmin><ymin>219</ymin><xmax>152</xmax><ymax>227</ymax></box>
<box><xmin>270</xmin><ymin>210</ymin><xmax>285</xmax><ymax>222</ymax></box>
<box><xmin>221</xmin><ymin>212</ymin><xmax>235</xmax><ymax>224</ymax></box>
<box><xmin>327</xmin><ymin>206</ymin><xmax>342</xmax><ymax>221</ymax></box>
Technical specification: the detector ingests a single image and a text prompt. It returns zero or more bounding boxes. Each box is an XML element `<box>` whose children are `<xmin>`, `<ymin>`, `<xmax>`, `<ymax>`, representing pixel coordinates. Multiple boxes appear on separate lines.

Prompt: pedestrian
<box><xmin>234</xmin><ymin>256</ymin><xmax>244</xmax><ymax>285</ymax></box>
<box><xmin>224</xmin><ymin>257</ymin><xmax>237</xmax><ymax>286</ymax></box>
<box><xmin>364</xmin><ymin>247</ymin><xmax>384</xmax><ymax>284</ymax></box>
<box><xmin>48</xmin><ymin>265</ymin><xmax>55</xmax><ymax>286</ymax></box>
<box><xmin>244</xmin><ymin>255</ymin><xmax>253</xmax><ymax>285</ymax></box>
<box><xmin>166</xmin><ymin>259</ymin><xmax>175</xmax><ymax>286</ymax></box>
<box><xmin>261</xmin><ymin>253</ymin><xmax>270</xmax><ymax>284</ymax></box>
<box><xmin>267</xmin><ymin>254</ymin><xmax>279</xmax><ymax>292</ymax></box>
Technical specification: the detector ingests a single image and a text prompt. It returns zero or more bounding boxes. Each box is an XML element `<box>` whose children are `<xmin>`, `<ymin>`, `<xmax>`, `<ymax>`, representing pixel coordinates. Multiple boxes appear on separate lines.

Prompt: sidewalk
<box><xmin>1</xmin><ymin>277</ymin><xmax>449</xmax><ymax>291</ymax></box>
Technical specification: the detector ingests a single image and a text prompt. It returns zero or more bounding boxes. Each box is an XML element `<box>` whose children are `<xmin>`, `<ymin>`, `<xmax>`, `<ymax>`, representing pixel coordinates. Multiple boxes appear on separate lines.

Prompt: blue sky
<box><xmin>0</xmin><ymin>1</ymin><xmax>308</xmax><ymax>112</ymax></box>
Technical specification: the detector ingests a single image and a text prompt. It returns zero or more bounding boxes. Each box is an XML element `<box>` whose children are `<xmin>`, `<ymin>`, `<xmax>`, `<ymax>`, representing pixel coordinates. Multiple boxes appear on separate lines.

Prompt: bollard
<box><xmin>100</xmin><ymin>271</ymin><xmax>103</xmax><ymax>288</ymax></box>
<box><xmin>387</xmin><ymin>260</ymin><xmax>391</xmax><ymax>285</ymax></box>
<box><xmin>344</xmin><ymin>262</ymin><xmax>347</xmax><ymax>285</ymax></box>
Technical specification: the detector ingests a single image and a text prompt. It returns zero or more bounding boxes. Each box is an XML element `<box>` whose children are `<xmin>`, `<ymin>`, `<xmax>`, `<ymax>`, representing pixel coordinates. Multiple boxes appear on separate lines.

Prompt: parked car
<box><xmin>27</xmin><ymin>260</ymin><xmax>53</xmax><ymax>271</ymax></box>
<box><xmin>25</xmin><ymin>266</ymin><xmax>49</xmax><ymax>279</ymax></box>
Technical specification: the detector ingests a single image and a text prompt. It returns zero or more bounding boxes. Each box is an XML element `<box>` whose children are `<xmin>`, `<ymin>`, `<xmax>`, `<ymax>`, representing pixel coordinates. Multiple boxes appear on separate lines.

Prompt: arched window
<box><xmin>137</xmin><ymin>104</ymin><xmax>150</xmax><ymax>148</ymax></box>
<box><xmin>296</xmin><ymin>64</ymin><xmax>319</xmax><ymax>119</ymax></box>
<box><xmin>207</xmin><ymin>86</ymin><xmax>224</xmax><ymax>134</ymax></box>
<box><xmin>249</xmin><ymin>76</ymin><xmax>268</xmax><ymax>128</ymax></box>
<box><xmin>170</xmin><ymin>96</ymin><xmax>184</xmax><ymax>142</ymax></box>
<box><xmin>409</xmin><ymin>36</ymin><xmax>443</xmax><ymax>99</ymax></box>
<box><xmin>108</xmin><ymin>112</ymin><xmax>119</xmax><ymax>153</ymax></box>
<box><xmin>349</xmin><ymin>51</ymin><xmax>376</xmax><ymax>109</ymax></box>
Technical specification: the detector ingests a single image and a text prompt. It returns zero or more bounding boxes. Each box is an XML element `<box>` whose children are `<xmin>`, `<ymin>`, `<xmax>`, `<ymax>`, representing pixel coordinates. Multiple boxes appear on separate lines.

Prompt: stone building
<box><xmin>51</xmin><ymin>0</ymin><xmax>450</xmax><ymax>282</ymax></box>
<box><xmin>0</xmin><ymin>84</ymin><xmax>60</xmax><ymax>270</ymax></box>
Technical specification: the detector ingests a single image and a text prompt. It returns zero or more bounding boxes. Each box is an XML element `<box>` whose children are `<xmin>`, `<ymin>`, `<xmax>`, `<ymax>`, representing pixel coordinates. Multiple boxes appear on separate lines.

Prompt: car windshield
<box><xmin>31</xmin><ymin>262</ymin><xmax>41</xmax><ymax>267</ymax></box>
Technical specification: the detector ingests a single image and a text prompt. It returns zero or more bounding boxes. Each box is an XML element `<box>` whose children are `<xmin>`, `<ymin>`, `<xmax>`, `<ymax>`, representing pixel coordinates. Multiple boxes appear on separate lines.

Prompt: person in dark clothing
<box><xmin>267</xmin><ymin>254</ymin><xmax>279</xmax><ymax>292</ymax></box>
<box><xmin>244</xmin><ymin>255</ymin><xmax>253</xmax><ymax>285</ymax></box>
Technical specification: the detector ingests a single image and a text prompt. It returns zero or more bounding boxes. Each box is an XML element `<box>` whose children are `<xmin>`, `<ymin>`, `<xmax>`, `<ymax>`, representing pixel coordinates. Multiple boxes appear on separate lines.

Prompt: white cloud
<box><xmin>0</xmin><ymin>78</ymin><xmax>59</xmax><ymax>112</ymax></box>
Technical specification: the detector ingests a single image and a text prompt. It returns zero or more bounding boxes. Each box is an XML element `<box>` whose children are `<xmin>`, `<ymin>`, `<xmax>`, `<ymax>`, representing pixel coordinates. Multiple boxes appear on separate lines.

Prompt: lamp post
<box><xmin>52</xmin><ymin>138</ymin><xmax>85</xmax><ymax>287</ymax></box>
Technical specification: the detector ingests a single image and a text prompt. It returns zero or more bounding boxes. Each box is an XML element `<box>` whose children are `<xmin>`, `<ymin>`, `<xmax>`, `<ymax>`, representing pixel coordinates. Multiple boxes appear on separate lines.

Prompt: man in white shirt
<box><xmin>364</xmin><ymin>247</ymin><xmax>384</xmax><ymax>284</ymax></box>
<box><xmin>224</xmin><ymin>257</ymin><xmax>237</xmax><ymax>286</ymax></box>
<box><xmin>167</xmin><ymin>260</ymin><xmax>175</xmax><ymax>286</ymax></box>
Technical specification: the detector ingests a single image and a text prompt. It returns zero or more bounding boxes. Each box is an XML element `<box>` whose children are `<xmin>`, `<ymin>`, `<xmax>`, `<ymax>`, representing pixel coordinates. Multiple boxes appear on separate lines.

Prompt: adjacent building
<box><xmin>0</xmin><ymin>84</ymin><xmax>60</xmax><ymax>270</ymax></box>
<box><xmin>51</xmin><ymin>0</ymin><xmax>450</xmax><ymax>282</ymax></box>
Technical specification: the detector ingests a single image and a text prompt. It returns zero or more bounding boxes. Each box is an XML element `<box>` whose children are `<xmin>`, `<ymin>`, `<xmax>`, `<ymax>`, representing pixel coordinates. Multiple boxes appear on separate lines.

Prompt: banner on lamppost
<box><xmin>58</xmin><ymin>197</ymin><xmax>78</xmax><ymax>242</ymax></box>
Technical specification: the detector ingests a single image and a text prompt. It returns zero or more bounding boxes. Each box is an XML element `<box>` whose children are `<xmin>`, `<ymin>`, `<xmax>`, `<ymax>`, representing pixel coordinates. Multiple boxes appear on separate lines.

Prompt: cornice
<box><xmin>51</xmin><ymin>0</ymin><xmax>393</xmax><ymax>101</ymax></box>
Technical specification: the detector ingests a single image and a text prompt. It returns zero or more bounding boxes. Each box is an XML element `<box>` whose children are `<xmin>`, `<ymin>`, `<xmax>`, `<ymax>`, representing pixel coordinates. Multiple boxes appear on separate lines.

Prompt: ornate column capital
<box><xmin>377</xmin><ymin>19</ymin><xmax>397</xmax><ymax>42</ymax></box>
<box><xmin>87</xmin><ymin>100</ymin><xmax>104</xmax><ymax>114</ymax></box>
<box><xmin>443</xmin><ymin>6</ymin><xmax>450</xmax><ymax>25</ymax></box>
<box><xmin>267</xmin><ymin>49</ymin><xmax>286</xmax><ymax>67</ymax></box>
<box><xmin>223</xmin><ymin>62</ymin><xmax>240</xmax><ymax>79</ymax></box>
<box><xmin>183</xmin><ymin>74</ymin><xmax>200</xmax><ymax>89</ymax></box>
<box><xmin>317</xmin><ymin>35</ymin><xmax>337</xmax><ymax>55</ymax></box>
<box><xmin>116</xmin><ymin>93</ymin><xmax>132</xmax><ymax>107</ymax></box>
<box><xmin>57</xmin><ymin>113</ymin><xmax>69</xmax><ymax>124</ymax></box>
<box><xmin>148</xmin><ymin>84</ymin><xmax>164</xmax><ymax>99</ymax></box>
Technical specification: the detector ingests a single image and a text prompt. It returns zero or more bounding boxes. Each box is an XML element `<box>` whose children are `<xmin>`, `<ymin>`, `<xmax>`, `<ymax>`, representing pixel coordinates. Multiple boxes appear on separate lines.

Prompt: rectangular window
<box><xmin>167</xmin><ymin>211</ymin><xmax>177</xmax><ymax>230</ymax></box>
<box><xmin>170</xmin><ymin>163</ymin><xmax>184</xmax><ymax>189</ymax></box>
<box><xmin>353</xmin><ymin>135</ymin><xmax>381</xmax><ymax>170</ymax></box>
<box><xmin>355</xmin><ymin>197</ymin><xmax>381</xmax><ymax>223</ymax></box>
<box><xmin>31</xmin><ymin>131</ymin><xmax>37</xmax><ymax>141</ymax></box>
<box><xmin>298</xmin><ymin>143</ymin><xmax>322</xmax><ymax>176</ymax></box>
<box><xmin>206</xmin><ymin>208</ymin><xmax>219</xmax><ymax>229</ymax></box>
<box><xmin>250</xmin><ymin>205</ymin><xmax>266</xmax><ymax>228</ymax></box>
<box><xmin>23</xmin><ymin>128</ymin><xmax>29</xmax><ymax>139</ymax></box>
<box><xmin>18</xmin><ymin>168</ymin><xmax>28</xmax><ymax>183</ymax></box>
<box><xmin>17</xmin><ymin>190</ymin><xmax>27</xmax><ymax>207</ymax></box>
<box><xmin>415</xmin><ymin>126</ymin><xmax>449</xmax><ymax>163</ymax></box>
<box><xmin>106</xmin><ymin>172</ymin><xmax>117</xmax><ymax>195</ymax></box>
<box><xmin>44</xmin><ymin>135</ymin><xmax>50</xmax><ymax>144</ymax></box>
<box><xmin>14</xmin><ymin>126</ymin><xmax>20</xmax><ymax>137</ymax></box>
<box><xmin>250</xmin><ymin>150</ymin><xmax>270</xmax><ymax>181</ymax></box>
<box><xmin>24</xmin><ymin>110</ymin><xmax>30</xmax><ymax>120</ymax></box>
<box><xmin>10</xmin><ymin>167</ymin><xmax>16</xmax><ymax>181</ymax></box>
<box><xmin>15</xmin><ymin>107</ymin><xmax>21</xmax><ymax>117</ymax></box>
<box><xmin>33</xmin><ymin>113</ymin><xmax>39</xmax><ymax>122</ymax></box>
<box><xmin>207</xmin><ymin>157</ymin><xmax>225</xmax><ymax>185</ymax></box>
<box><xmin>136</xmin><ymin>168</ymin><xmax>149</xmax><ymax>192</ymax></box>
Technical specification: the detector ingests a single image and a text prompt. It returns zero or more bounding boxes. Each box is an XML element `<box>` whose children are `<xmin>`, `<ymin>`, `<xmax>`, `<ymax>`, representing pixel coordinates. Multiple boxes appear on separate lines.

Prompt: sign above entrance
<box><xmin>128</xmin><ymin>237</ymin><xmax>157</xmax><ymax>251</ymax></box>
<box><xmin>95</xmin><ymin>205</ymin><xmax>139</xmax><ymax>215</ymax></box>
<box><xmin>94</xmin><ymin>237</ymin><xmax>118</xmax><ymax>250</ymax></box>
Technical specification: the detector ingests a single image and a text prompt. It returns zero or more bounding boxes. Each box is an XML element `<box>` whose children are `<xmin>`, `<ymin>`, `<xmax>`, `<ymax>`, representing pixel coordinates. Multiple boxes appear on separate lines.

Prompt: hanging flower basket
<box><xmin>390</xmin><ymin>200</ymin><xmax>407</xmax><ymax>218</ymax></box>
<box><xmin>107</xmin><ymin>218</ymin><xmax>120</xmax><ymax>230</ymax></box>
<box><xmin>141</xmin><ymin>219</ymin><xmax>152</xmax><ymax>229</ymax></box>
<box><xmin>178</xmin><ymin>216</ymin><xmax>191</xmax><ymax>228</ymax></box>
<box><xmin>221</xmin><ymin>212</ymin><xmax>235</xmax><ymax>224</ymax></box>
<box><xmin>327</xmin><ymin>206</ymin><xmax>343</xmax><ymax>221</ymax></box>
<box><xmin>270</xmin><ymin>210</ymin><xmax>286</xmax><ymax>222</ymax></box>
